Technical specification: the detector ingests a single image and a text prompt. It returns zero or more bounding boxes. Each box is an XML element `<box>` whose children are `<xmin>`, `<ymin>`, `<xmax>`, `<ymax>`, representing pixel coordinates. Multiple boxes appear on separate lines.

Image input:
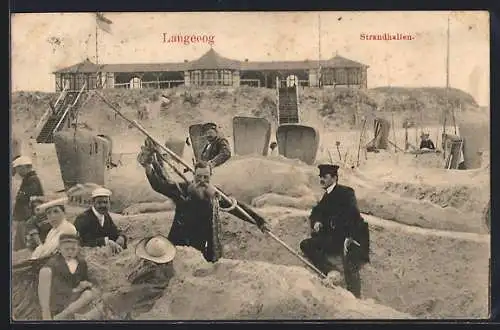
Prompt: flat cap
<box><xmin>318</xmin><ymin>164</ymin><xmax>339</xmax><ymax>177</ymax></box>
<box><xmin>91</xmin><ymin>187</ymin><xmax>112</xmax><ymax>198</ymax></box>
<box><xmin>12</xmin><ymin>156</ymin><xmax>32</xmax><ymax>167</ymax></box>
<box><xmin>202</xmin><ymin>122</ymin><xmax>218</xmax><ymax>131</ymax></box>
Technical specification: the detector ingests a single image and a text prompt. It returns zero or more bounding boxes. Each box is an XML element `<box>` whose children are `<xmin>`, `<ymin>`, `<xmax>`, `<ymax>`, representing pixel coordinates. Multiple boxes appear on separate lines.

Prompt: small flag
<box><xmin>96</xmin><ymin>12</ymin><xmax>112</xmax><ymax>34</ymax></box>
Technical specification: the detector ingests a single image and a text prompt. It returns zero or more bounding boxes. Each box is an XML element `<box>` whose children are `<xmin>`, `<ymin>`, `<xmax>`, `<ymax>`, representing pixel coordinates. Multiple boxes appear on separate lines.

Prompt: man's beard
<box><xmin>188</xmin><ymin>182</ymin><xmax>216</xmax><ymax>200</ymax></box>
<box><xmin>96</xmin><ymin>207</ymin><xmax>109</xmax><ymax>214</ymax></box>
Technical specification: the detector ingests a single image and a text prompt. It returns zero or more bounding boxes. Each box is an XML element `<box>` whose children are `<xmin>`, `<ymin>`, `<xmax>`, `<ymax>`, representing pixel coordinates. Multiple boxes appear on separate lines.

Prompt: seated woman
<box><xmin>78</xmin><ymin>235</ymin><xmax>176</xmax><ymax>320</ymax></box>
<box><xmin>38</xmin><ymin>233</ymin><xmax>99</xmax><ymax>320</ymax></box>
<box><xmin>31</xmin><ymin>197</ymin><xmax>77</xmax><ymax>260</ymax></box>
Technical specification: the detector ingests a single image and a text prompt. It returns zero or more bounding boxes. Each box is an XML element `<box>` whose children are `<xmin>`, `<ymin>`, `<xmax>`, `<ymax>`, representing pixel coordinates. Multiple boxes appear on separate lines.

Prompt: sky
<box><xmin>11</xmin><ymin>11</ymin><xmax>489</xmax><ymax>106</ymax></box>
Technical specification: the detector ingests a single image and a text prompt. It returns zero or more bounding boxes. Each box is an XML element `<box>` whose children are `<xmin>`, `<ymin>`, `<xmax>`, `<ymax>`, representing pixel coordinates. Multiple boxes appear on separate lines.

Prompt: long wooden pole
<box><xmin>95</xmin><ymin>91</ymin><xmax>328</xmax><ymax>279</ymax></box>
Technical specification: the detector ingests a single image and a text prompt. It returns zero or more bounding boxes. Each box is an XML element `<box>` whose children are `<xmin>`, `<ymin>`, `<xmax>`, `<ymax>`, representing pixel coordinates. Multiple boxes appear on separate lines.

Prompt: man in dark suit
<box><xmin>12</xmin><ymin>156</ymin><xmax>44</xmax><ymax>251</ymax></box>
<box><xmin>300</xmin><ymin>164</ymin><xmax>370</xmax><ymax>298</ymax></box>
<box><xmin>200</xmin><ymin>122</ymin><xmax>231</xmax><ymax>168</ymax></box>
<box><xmin>74</xmin><ymin>187</ymin><xmax>127</xmax><ymax>254</ymax></box>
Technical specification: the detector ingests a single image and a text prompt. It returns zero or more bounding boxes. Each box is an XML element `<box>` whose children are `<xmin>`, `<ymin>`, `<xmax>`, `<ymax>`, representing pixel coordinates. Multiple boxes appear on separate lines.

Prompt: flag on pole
<box><xmin>96</xmin><ymin>12</ymin><xmax>112</xmax><ymax>34</ymax></box>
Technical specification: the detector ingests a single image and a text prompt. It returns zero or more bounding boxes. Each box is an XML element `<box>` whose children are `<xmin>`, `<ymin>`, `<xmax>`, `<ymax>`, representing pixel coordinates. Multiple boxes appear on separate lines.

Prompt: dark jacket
<box><xmin>309</xmin><ymin>184</ymin><xmax>370</xmax><ymax>263</ymax></box>
<box><xmin>200</xmin><ymin>136</ymin><xmax>231</xmax><ymax>167</ymax></box>
<box><xmin>74</xmin><ymin>208</ymin><xmax>126</xmax><ymax>248</ymax></box>
<box><xmin>44</xmin><ymin>253</ymin><xmax>93</xmax><ymax>315</ymax></box>
<box><xmin>13</xmin><ymin>171</ymin><xmax>44</xmax><ymax>223</ymax></box>
<box><xmin>101</xmin><ymin>260</ymin><xmax>175</xmax><ymax>319</ymax></box>
<box><xmin>420</xmin><ymin>139</ymin><xmax>435</xmax><ymax>149</ymax></box>
<box><xmin>145</xmin><ymin>162</ymin><xmax>265</xmax><ymax>262</ymax></box>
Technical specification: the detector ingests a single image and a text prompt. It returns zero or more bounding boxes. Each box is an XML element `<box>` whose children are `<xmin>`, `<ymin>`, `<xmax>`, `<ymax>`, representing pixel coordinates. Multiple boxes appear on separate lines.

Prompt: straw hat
<box><xmin>12</xmin><ymin>156</ymin><xmax>32</xmax><ymax>167</ymax></box>
<box><xmin>135</xmin><ymin>235</ymin><xmax>176</xmax><ymax>264</ymax></box>
<box><xmin>36</xmin><ymin>197</ymin><xmax>68</xmax><ymax>214</ymax></box>
<box><xmin>29</xmin><ymin>196</ymin><xmax>46</xmax><ymax>207</ymax></box>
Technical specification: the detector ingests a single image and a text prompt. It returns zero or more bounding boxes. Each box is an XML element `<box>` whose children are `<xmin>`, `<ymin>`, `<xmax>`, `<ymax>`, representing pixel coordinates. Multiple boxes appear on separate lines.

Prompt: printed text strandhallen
<box><xmin>360</xmin><ymin>33</ymin><xmax>416</xmax><ymax>41</ymax></box>
<box><xmin>163</xmin><ymin>33</ymin><xmax>215</xmax><ymax>45</ymax></box>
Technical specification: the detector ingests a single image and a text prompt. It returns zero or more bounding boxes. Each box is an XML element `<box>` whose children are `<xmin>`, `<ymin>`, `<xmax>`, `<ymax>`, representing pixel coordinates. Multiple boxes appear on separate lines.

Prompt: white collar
<box><xmin>92</xmin><ymin>206</ymin><xmax>105</xmax><ymax>221</ymax></box>
<box><xmin>325</xmin><ymin>183</ymin><xmax>336</xmax><ymax>194</ymax></box>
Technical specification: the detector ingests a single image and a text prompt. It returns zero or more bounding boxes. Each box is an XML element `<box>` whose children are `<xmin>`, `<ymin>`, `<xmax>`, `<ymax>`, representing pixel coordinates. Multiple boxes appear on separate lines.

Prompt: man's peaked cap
<box><xmin>318</xmin><ymin>164</ymin><xmax>339</xmax><ymax>177</ymax></box>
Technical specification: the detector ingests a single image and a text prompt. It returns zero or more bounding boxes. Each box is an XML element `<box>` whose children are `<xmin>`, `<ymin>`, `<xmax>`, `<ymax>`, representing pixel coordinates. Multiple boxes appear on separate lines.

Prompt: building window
<box><xmin>286</xmin><ymin>75</ymin><xmax>298</xmax><ymax>87</ymax></box>
<box><xmin>222</xmin><ymin>70</ymin><xmax>232</xmax><ymax>86</ymax></box>
<box><xmin>335</xmin><ymin>69</ymin><xmax>347</xmax><ymax>85</ymax></box>
<box><xmin>203</xmin><ymin>70</ymin><xmax>217</xmax><ymax>86</ymax></box>
<box><xmin>130</xmin><ymin>77</ymin><xmax>142</xmax><ymax>89</ymax></box>
<box><xmin>190</xmin><ymin>70</ymin><xmax>201</xmax><ymax>85</ymax></box>
<box><xmin>322</xmin><ymin>69</ymin><xmax>335</xmax><ymax>86</ymax></box>
<box><xmin>77</xmin><ymin>74</ymin><xmax>86</xmax><ymax>90</ymax></box>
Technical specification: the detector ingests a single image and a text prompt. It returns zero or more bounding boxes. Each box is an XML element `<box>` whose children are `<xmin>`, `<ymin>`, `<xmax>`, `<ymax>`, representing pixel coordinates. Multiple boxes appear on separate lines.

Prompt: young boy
<box><xmin>37</xmin><ymin>233</ymin><xmax>99</xmax><ymax>320</ymax></box>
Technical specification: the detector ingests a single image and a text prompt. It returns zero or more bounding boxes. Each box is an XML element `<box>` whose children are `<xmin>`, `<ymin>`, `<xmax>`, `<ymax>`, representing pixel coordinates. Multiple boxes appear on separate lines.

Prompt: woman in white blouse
<box><xmin>31</xmin><ymin>197</ymin><xmax>77</xmax><ymax>260</ymax></box>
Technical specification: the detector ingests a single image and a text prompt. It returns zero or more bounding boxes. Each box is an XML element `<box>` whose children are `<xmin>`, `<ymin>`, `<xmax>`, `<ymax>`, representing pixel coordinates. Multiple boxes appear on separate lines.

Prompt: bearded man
<box><xmin>137</xmin><ymin>141</ymin><xmax>267</xmax><ymax>262</ymax></box>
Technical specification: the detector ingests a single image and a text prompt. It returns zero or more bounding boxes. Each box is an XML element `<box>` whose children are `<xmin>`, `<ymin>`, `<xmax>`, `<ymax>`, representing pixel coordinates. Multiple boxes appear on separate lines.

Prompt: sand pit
<box><xmin>101</xmin><ymin>206</ymin><xmax>489</xmax><ymax>319</ymax></box>
<box><xmin>11</xmin><ymin>88</ymin><xmax>490</xmax><ymax>320</ymax></box>
<box><xmin>83</xmin><ymin>245</ymin><xmax>408</xmax><ymax>320</ymax></box>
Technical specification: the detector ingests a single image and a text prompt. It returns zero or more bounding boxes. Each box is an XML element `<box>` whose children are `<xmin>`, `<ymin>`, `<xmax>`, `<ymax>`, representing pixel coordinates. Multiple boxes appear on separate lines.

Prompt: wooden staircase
<box><xmin>276</xmin><ymin>77</ymin><xmax>300</xmax><ymax>125</ymax></box>
<box><xmin>35</xmin><ymin>84</ymin><xmax>87</xmax><ymax>144</ymax></box>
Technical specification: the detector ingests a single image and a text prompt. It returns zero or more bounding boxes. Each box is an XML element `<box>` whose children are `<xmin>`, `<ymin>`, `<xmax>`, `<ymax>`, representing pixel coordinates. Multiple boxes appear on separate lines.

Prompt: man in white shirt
<box><xmin>74</xmin><ymin>187</ymin><xmax>127</xmax><ymax>254</ymax></box>
<box><xmin>31</xmin><ymin>197</ymin><xmax>77</xmax><ymax>260</ymax></box>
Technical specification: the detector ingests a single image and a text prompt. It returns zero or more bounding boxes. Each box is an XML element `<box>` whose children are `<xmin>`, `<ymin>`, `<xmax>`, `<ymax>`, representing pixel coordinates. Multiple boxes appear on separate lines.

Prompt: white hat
<box><xmin>12</xmin><ymin>156</ymin><xmax>32</xmax><ymax>167</ymax></box>
<box><xmin>36</xmin><ymin>197</ymin><xmax>68</xmax><ymax>214</ymax></box>
<box><xmin>91</xmin><ymin>187</ymin><xmax>112</xmax><ymax>198</ymax></box>
<box><xmin>135</xmin><ymin>235</ymin><xmax>176</xmax><ymax>264</ymax></box>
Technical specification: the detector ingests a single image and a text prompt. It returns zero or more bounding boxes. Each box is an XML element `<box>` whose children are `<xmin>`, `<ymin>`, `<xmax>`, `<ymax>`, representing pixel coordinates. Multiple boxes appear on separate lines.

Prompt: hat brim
<box><xmin>135</xmin><ymin>235</ymin><xmax>176</xmax><ymax>264</ymax></box>
<box><xmin>36</xmin><ymin>197</ymin><xmax>68</xmax><ymax>213</ymax></box>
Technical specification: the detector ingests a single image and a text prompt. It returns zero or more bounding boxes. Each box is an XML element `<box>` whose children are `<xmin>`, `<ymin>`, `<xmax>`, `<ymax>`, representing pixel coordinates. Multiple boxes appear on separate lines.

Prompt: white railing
<box><xmin>298</xmin><ymin>80</ymin><xmax>309</xmax><ymax>87</ymax></box>
<box><xmin>114</xmin><ymin>80</ymin><xmax>185</xmax><ymax>89</ymax></box>
<box><xmin>52</xmin><ymin>83</ymin><xmax>87</xmax><ymax>134</ymax></box>
<box><xmin>33</xmin><ymin>86</ymin><xmax>68</xmax><ymax>138</ymax></box>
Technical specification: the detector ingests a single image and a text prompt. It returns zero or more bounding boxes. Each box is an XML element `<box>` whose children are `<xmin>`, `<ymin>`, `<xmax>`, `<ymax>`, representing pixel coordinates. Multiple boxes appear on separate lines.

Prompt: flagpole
<box><xmin>441</xmin><ymin>14</ymin><xmax>450</xmax><ymax>157</ymax></box>
<box><xmin>95</xmin><ymin>21</ymin><xmax>99</xmax><ymax>66</ymax></box>
<box><xmin>318</xmin><ymin>13</ymin><xmax>322</xmax><ymax>88</ymax></box>
<box><xmin>95</xmin><ymin>14</ymin><xmax>100</xmax><ymax>88</ymax></box>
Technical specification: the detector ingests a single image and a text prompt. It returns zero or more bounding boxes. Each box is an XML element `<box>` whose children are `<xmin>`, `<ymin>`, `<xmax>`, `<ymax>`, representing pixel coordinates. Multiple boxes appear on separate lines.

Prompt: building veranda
<box><xmin>53</xmin><ymin>48</ymin><xmax>369</xmax><ymax>91</ymax></box>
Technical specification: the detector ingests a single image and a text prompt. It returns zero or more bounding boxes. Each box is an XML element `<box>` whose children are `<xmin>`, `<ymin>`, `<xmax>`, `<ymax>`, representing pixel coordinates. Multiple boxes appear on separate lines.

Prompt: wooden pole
<box><xmin>95</xmin><ymin>91</ymin><xmax>328</xmax><ymax>279</ymax></box>
<box><xmin>391</xmin><ymin>112</ymin><xmax>397</xmax><ymax>153</ymax></box>
<box><xmin>357</xmin><ymin>118</ymin><xmax>367</xmax><ymax>167</ymax></box>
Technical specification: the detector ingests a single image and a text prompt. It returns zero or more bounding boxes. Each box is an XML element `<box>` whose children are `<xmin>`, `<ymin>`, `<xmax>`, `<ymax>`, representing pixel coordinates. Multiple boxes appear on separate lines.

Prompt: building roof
<box><xmin>53</xmin><ymin>59</ymin><xmax>104</xmax><ymax>73</ymax></box>
<box><xmin>53</xmin><ymin>50</ymin><xmax>368</xmax><ymax>74</ymax></box>
<box><xmin>102</xmin><ymin>62</ymin><xmax>188</xmax><ymax>73</ymax></box>
<box><xmin>188</xmin><ymin>48</ymin><xmax>241</xmax><ymax>70</ymax></box>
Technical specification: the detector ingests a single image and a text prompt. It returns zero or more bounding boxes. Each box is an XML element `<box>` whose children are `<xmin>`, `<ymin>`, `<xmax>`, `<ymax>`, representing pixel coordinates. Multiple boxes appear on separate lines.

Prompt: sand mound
<box><xmin>104</xmin><ymin>207</ymin><xmax>489</xmax><ymax>319</ymax></box>
<box><xmin>381</xmin><ymin>181</ymin><xmax>488</xmax><ymax>214</ymax></box>
<box><xmin>83</xmin><ymin>245</ymin><xmax>408</xmax><ymax>320</ymax></box>
<box><xmin>105</xmin><ymin>155</ymin><xmax>319</xmax><ymax>212</ymax></box>
<box><xmin>106</xmin><ymin>155</ymin><xmax>487</xmax><ymax>234</ymax></box>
